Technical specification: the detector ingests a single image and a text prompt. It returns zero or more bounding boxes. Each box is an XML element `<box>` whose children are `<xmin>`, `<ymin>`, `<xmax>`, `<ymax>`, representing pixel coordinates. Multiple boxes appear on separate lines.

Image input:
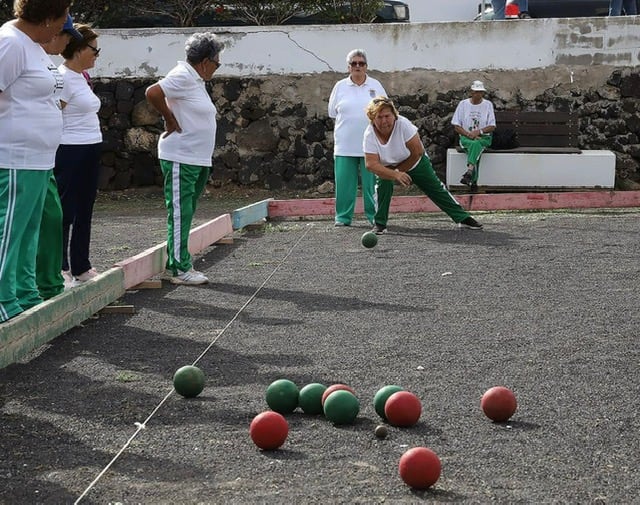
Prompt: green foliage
<box><xmin>132</xmin><ymin>0</ymin><xmax>214</xmax><ymax>27</ymax></box>
<box><xmin>223</xmin><ymin>0</ymin><xmax>317</xmax><ymax>26</ymax></box>
<box><xmin>308</xmin><ymin>0</ymin><xmax>385</xmax><ymax>23</ymax></box>
<box><xmin>0</xmin><ymin>0</ymin><xmax>390</xmax><ymax>27</ymax></box>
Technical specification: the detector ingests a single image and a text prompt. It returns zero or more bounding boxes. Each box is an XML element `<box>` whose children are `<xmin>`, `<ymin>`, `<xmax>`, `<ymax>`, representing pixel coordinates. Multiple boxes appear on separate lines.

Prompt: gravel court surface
<box><xmin>1</xmin><ymin>208</ymin><xmax>640</xmax><ymax>504</ymax></box>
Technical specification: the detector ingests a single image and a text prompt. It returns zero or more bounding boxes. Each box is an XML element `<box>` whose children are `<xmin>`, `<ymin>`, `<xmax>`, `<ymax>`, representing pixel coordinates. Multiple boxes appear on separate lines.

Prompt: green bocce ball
<box><xmin>298</xmin><ymin>383</ymin><xmax>327</xmax><ymax>415</ymax></box>
<box><xmin>173</xmin><ymin>365</ymin><xmax>205</xmax><ymax>398</ymax></box>
<box><xmin>361</xmin><ymin>231</ymin><xmax>378</xmax><ymax>248</ymax></box>
<box><xmin>323</xmin><ymin>390</ymin><xmax>360</xmax><ymax>425</ymax></box>
<box><xmin>265</xmin><ymin>379</ymin><xmax>299</xmax><ymax>414</ymax></box>
<box><xmin>373</xmin><ymin>385</ymin><xmax>404</xmax><ymax>419</ymax></box>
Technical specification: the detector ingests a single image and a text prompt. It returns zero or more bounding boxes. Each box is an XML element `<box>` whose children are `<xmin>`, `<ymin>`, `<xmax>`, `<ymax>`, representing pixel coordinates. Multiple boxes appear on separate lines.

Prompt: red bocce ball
<box><xmin>481</xmin><ymin>386</ymin><xmax>517</xmax><ymax>422</ymax></box>
<box><xmin>249</xmin><ymin>411</ymin><xmax>289</xmax><ymax>450</ymax></box>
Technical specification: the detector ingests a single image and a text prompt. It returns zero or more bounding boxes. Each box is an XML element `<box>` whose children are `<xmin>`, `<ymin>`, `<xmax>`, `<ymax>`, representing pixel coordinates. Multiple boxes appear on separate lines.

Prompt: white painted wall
<box><xmin>92</xmin><ymin>16</ymin><xmax>640</xmax><ymax>78</ymax></box>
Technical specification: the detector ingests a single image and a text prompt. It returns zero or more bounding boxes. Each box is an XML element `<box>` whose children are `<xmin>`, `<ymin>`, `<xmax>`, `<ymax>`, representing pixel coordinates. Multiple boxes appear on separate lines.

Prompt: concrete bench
<box><xmin>446</xmin><ymin>111</ymin><xmax>616</xmax><ymax>190</ymax></box>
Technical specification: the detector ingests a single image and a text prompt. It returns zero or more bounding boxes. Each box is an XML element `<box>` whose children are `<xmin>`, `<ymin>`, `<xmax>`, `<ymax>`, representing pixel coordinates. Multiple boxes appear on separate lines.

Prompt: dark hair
<box><xmin>61</xmin><ymin>24</ymin><xmax>98</xmax><ymax>60</ymax></box>
<box><xmin>185</xmin><ymin>32</ymin><xmax>224</xmax><ymax>65</ymax></box>
<box><xmin>13</xmin><ymin>0</ymin><xmax>71</xmax><ymax>24</ymax></box>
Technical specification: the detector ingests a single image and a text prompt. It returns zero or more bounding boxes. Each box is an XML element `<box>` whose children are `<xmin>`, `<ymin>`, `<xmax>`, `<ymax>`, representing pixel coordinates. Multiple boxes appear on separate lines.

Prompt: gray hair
<box><xmin>346</xmin><ymin>49</ymin><xmax>367</xmax><ymax>65</ymax></box>
<box><xmin>185</xmin><ymin>32</ymin><xmax>224</xmax><ymax>65</ymax></box>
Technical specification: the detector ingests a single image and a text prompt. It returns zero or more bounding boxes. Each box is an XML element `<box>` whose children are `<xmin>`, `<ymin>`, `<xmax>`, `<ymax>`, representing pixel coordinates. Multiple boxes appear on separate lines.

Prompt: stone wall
<box><xmin>94</xmin><ymin>66</ymin><xmax>640</xmax><ymax>192</ymax></box>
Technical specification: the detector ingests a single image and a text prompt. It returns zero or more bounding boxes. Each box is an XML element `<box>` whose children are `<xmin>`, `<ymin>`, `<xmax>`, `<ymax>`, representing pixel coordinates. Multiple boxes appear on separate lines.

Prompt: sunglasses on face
<box><xmin>87</xmin><ymin>44</ymin><xmax>101</xmax><ymax>56</ymax></box>
<box><xmin>349</xmin><ymin>61</ymin><xmax>367</xmax><ymax>67</ymax></box>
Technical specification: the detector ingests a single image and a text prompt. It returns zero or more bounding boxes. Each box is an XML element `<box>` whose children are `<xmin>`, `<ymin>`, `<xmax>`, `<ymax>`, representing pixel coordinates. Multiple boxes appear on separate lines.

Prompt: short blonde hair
<box><xmin>366</xmin><ymin>96</ymin><xmax>399</xmax><ymax>122</ymax></box>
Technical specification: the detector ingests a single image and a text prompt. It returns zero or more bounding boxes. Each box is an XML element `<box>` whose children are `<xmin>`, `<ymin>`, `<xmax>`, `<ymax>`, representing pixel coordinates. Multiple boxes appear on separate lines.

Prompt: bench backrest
<box><xmin>496</xmin><ymin>111</ymin><xmax>578</xmax><ymax>148</ymax></box>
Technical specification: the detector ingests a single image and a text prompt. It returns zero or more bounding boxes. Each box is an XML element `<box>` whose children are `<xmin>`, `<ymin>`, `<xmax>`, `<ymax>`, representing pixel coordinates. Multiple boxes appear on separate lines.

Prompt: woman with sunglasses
<box><xmin>54</xmin><ymin>24</ymin><xmax>102</xmax><ymax>285</ymax></box>
<box><xmin>145</xmin><ymin>32</ymin><xmax>224</xmax><ymax>285</ymax></box>
<box><xmin>364</xmin><ymin>97</ymin><xmax>483</xmax><ymax>234</ymax></box>
<box><xmin>328</xmin><ymin>49</ymin><xmax>387</xmax><ymax>227</ymax></box>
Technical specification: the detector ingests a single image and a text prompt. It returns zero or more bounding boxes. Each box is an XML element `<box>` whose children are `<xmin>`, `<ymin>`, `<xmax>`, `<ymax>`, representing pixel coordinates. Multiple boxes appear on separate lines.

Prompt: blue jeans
<box><xmin>491</xmin><ymin>0</ymin><xmax>529</xmax><ymax>19</ymax></box>
<box><xmin>609</xmin><ymin>0</ymin><xmax>637</xmax><ymax>15</ymax></box>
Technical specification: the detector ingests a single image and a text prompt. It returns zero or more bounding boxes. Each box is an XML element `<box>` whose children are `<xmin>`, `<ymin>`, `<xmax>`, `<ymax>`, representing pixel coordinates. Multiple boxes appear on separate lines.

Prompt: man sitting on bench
<box><xmin>452</xmin><ymin>80</ymin><xmax>496</xmax><ymax>188</ymax></box>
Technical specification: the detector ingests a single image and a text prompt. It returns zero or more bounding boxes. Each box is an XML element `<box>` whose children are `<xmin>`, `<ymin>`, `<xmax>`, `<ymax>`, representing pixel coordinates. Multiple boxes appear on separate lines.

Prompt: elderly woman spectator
<box><xmin>0</xmin><ymin>0</ymin><xmax>71</xmax><ymax>323</ymax></box>
<box><xmin>364</xmin><ymin>97</ymin><xmax>482</xmax><ymax>234</ymax></box>
<box><xmin>145</xmin><ymin>32</ymin><xmax>224</xmax><ymax>285</ymax></box>
<box><xmin>328</xmin><ymin>49</ymin><xmax>387</xmax><ymax>227</ymax></box>
<box><xmin>54</xmin><ymin>24</ymin><xmax>103</xmax><ymax>285</ymax></box>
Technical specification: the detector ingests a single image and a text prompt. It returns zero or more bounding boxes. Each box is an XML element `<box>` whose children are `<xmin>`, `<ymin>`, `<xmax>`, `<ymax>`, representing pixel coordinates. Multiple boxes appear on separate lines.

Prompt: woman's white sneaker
<box><xmin>170</xmin><ymin>269</ymin><xmax>209</xmax><ymax>285</ymax></box>
<box><xmin>74</xmin><ymin>268</ymin><xmax>99</xmax><ymax>283</ymax></box>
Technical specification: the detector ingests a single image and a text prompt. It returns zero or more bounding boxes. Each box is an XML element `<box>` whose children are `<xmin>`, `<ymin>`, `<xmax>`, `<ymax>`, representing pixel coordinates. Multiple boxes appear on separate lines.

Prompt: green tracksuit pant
<box><xmin>160</xmin><ymin>160</ymin><xmax>209</xmax><ymax>275</ymax></box>
<box><xmin>373</xmin><ymin>155</ymin><xmax>470</xmax><ymax>227</ymax></box>
<box><xmin>0</xmin><ymin>168</ymin><xmax>49</xmax><ymax>323</ymax></box>
<box><xmin>36</xmin><ymin>174</ymin><xmax>64</xmax><ymax>300</ymax></box>
<box><xmin>334</xmin><ymin>155</ymin><xmax>376</xmax><ymax>225</ymax></box>
<box><xmin>458</xmin><ymin>134</ymin><xmax>493</xmax><ymax>183</ymax></box>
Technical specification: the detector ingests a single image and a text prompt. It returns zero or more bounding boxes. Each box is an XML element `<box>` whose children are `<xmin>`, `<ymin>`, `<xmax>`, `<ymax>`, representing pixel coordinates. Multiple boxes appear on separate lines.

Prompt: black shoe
<box><xmin>519</xmin><ymin>11</ymin><xmax>531</xmax><ymax>18</ymax></box>
<box><xmin>460</xmin><ymin>217</ymin><xmax>483</xmax><ymax>230</ymax></box>
<box><xmin>460</xmin><ymin>172</ymin><xmax>472</xmax><ymax>186</ymax></box>
<box><xmin>372</xmin><ymin>224</ymin><xmax>387</xmax><ymax>235</ymax></box>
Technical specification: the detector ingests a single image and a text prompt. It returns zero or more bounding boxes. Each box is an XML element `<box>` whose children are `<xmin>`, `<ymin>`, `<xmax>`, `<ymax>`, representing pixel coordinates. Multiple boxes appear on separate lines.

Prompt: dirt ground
<box><xmin>1</xmin><ymin>186</ymin><xmax>639</xmax><ymax>504</ymax></box>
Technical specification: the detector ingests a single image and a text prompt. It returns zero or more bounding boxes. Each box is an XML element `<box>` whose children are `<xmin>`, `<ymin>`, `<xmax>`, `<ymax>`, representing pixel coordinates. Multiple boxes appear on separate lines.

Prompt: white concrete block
<box><xmin>446</xmin><ymin>149</ymin><xmax>616</xmax><ymax>189</ymax></box>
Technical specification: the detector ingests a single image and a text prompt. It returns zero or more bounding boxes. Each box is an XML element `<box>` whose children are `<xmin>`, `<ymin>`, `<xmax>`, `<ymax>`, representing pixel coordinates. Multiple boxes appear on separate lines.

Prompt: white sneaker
<box><xmin>169</xmin><ymin>269</ymin><xmax>209</xmax><ymax>285</ymax></box>
<box><xmin>62</xmin><ymin>270</ymin><xmax>75</xmax><ymax>290</ymax></box>
<box><xmin>74</xmin><ymin>268</ymin><xmax>99</xmax><ymax>283</ymax></box>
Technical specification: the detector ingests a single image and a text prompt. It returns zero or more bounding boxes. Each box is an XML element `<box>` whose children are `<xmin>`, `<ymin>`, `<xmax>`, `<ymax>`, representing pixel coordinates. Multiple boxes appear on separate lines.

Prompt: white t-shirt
<box><xmin>0</xmin><ymin>22</ymin><xmax>64</xmax><ymax>170</ymax></box>
<box><xmin>363</xmin><ymin>116</ymin><xmax>421</xmax><ymax>171</ymax></box>
<box><xmin>451</xmin><ymin>98</ymin><xmax>496</xmax><ymax>131</ymax></box>
<box><xmin>157</xmin><ymin>61</ymin><xmax>217</xmax><ymax>167</ymax></box>
<box><xmin>328</xmin><ymin>75</ymin><xmax>387</xmax><ymax>157</ymax></box>
<box><xmin>59</xmin><ymin>65</ymin><xmax>102</xmax><ymax>145</ymax></box>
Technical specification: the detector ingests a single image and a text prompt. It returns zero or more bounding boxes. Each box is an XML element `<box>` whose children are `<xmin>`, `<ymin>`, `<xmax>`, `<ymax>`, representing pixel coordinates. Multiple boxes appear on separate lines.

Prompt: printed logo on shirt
<box><xmin>48</xmin><ymin>63</ymin><xmax>64</xmax><ymax>109</ymax></box>
<box><xmin>468</xmin><ymin>111</ymin><xmax>481</xmax><ymax>130</ymax></box>
<box><xmin>369</xmin><ymin>89</ymin><xmax>377</xmax><ymax>98</ymax></box>
<box><xmin>49</xmin><ymin>63</ymin><xmax>64</xmax><ymax>92</ymax></box>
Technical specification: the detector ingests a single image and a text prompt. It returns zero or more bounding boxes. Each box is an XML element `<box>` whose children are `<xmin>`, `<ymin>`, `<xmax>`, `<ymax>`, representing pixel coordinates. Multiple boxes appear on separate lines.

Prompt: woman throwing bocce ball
<box><xmin>363</xmin><ymin>97</ymin><xmax>483</xmax><ymax>234</ymax></box>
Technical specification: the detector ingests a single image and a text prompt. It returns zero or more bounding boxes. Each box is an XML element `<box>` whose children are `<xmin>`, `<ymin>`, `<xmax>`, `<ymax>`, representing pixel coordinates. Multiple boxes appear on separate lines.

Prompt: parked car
<box><xmin>474</xmin><ymin>0</ymin><xmax>631</xmax><ymax>20</ymax></box>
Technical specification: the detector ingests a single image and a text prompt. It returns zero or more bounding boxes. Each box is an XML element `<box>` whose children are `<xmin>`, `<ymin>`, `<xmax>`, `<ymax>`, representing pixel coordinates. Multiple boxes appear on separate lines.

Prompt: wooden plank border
<box><xmin>115</xmin><ymin>213</ymin><xmax>233</xmax><ymax>290</ymax></box>
<box><xmin>0</xmin><ymin>268</ymin><xmax>125</xmax><ymax>369</ymax></box>
<box><xmin>267</xmin><ymin>191</ymin><xmax>640</xmax><ymax>217</ymax></box>
<box><xmin>232</xmin><ymin>199</ymin><xmax>272</xmax><ymax>229</ymax></box>
<box><xmin>0</xmin><ymin>213</ymin><xmax>234</xmax><ymax>369</ymax></box>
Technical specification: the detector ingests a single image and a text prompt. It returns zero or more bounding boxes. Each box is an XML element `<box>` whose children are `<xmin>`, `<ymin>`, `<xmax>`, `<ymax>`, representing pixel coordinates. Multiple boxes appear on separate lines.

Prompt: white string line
<box><xmin>75</xmin><ymin>224</ymin><xmax>313</xmax><ymax>504</ymax></box>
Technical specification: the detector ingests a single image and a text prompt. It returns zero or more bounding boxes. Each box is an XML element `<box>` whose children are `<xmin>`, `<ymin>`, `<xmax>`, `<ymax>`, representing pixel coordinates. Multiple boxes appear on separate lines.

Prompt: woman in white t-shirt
<box><xmin>363</xmin><ymin>97</ymin><xmax>482</xmax><ymax>234</ymax></box>
<box><xmin>328</xmin><ymin>49</ymin><xmax>387</xmax><ymax>226</ymax></box>
<box><xmin>145</xmin><ymin>32</ymin><xmax>224</xmax><ymax>286</ymax></box>
<box><xmin>0</xmin><ymin>0</ymin><xmax>71</xmax><ymax>323</ymax></box>
<box><xmin>54</xmin><ymin>24</ymin><xmax>103</xmax><ymax>284</ymax></box>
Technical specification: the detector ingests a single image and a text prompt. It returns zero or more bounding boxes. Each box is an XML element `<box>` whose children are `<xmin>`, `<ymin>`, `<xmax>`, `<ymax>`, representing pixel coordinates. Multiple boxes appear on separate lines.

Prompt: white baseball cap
<box><xmin>470</xmin><ymin>80</ymin><xmax>486</xmax><ymax>92</ymax></box>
